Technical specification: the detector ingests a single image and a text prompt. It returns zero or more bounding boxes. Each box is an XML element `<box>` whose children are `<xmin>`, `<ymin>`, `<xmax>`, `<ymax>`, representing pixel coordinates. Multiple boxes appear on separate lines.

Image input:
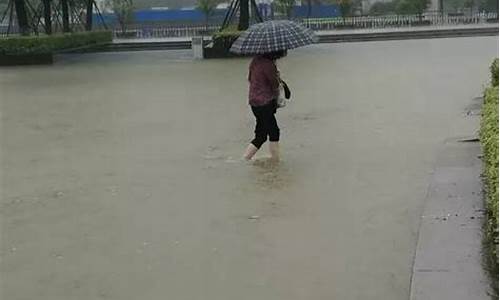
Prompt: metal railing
<box><xmin>302</xmin><ymin>12</ymin><xmax>499</xmax><ymax>30</ymax></box>
<box><xmin>109</xmin><ymin>12</ymin><xmax>498</xmax><ymax>39</ymax></box>
<box><xmin>112</xmin><ymin>24</ymin><xmax>220</xmax><ymax>39</ymax></box>
<box><xmin>2</xmin><ymin>12</ymin><xmax>497</xmax><ymax>38</ymax></box>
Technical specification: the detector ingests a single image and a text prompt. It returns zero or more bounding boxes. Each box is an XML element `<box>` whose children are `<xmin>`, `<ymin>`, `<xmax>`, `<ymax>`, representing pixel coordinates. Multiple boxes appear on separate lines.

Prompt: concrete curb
<box><xmin>409</xmin><ymin>139</ymin><xmax>493</xmax><ymax>300</ymax></box>
<box><xmin>75</xmin><ymin>26</ymin><xmax>498</xmax><ymax>53</ymax></box>
<box><xmin>317</xmin><ymin>27</ymin><xmax>498</xmax><ymax>43</ymax></box>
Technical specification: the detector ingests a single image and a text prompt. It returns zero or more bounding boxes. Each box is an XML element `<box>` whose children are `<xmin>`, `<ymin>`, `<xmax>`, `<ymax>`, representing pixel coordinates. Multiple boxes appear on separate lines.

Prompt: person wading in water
<box><xmin>243</xmin><ymin>50</ymin><xmax>287</xmax><ymax>162</ymax></box>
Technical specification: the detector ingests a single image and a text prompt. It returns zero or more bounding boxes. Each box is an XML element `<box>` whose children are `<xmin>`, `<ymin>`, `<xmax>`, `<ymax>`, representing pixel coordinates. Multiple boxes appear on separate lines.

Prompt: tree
<box><xmin>463</xmin><ymin>0</ymin><xmax>473</xmax><ymax>13</ymax></box>
<box><xmin>396</xmin><ymin>0</ymin><xmax>430</xmax><ymax>18</ymax></box>
<box><xmin>61</xmin><ymin>0</ymin><xmax>70</xmax><ymax>32</ymax></box>
<box><xmin>86</xmin><ymin>0</ymin><xmax>93</xmax><ymax>31</ymax></box>
<box><xmin>446</xmin><ymin>0</ymin><xmax>465</xmax><ymax>12</ymax></box>
<box><xmin>275</xmin><ymin>0</ymin><xmax>295</xmax><ymax>19</ymax></box>
<box><xmin>325</xmin><ymin>0</ymin><xmax>353</xmax><ymax>19</ymax></box>
<box><xmin>479</xmin><ymin>0</ymin><xmax>498</xmax><ymax>12</ymax></box>
<box><xmin>0</xmin><ymin>0</ymin><xmax>7</xmax><ymax>12</ymax></box>
<box><xmin>42</xmin><ymin>0</ymin><xmax>52</xmax><ymax>34</ymax></box>
<box><xmin>351</xmin><ymin>0</ymin><xmax>362</xmax><ymax>15</ymax></box>
<box><xmin>238</xmin><ymin>0</ymin><xmax>249</xmax><ymax>30</ymax></box>
<box><xmin>197</xmin><ymin>0</ymin><xmax>219</xmax><ymax>30</ymax></box>
<box><xmin>106</xmin><ymin>0</ymin><xmax>134</xmax><ymax>34</ymax></box>
<box><xmin>369</xmin><ymin>1</ymin><xmax>397</xmax><ymax>15</ymax></box>
<box><xmin>13</xmin><ymin>0</ymin><xmax>30</xmax><ymax>35</ymax></box>
<box><xmin>338</xmin><ymin>0</ymin><xmax>352</xmax><ymax>17</ymax></box>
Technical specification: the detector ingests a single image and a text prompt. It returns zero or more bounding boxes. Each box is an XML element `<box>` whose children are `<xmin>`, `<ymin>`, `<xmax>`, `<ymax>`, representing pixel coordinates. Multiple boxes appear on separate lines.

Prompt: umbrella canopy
<box><xmin>230</xmin><ymin>20</ymin><xmax>317</xmax><ymax>55</ymax></box>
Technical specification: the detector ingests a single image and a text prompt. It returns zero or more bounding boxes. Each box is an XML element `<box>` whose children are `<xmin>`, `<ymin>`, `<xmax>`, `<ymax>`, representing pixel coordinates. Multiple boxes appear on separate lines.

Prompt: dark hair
<box><xmin>261</xmin><ymin>50</ymin><xmax>287</xmax><ymax>60</ymax></box>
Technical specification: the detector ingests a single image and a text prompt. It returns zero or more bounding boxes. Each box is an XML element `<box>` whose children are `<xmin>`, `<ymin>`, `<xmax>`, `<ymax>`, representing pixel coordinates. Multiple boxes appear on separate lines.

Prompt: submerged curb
<box><xmin>316</xmin><ymin>26</ymin><xmax>498</xmax><ymax>43</ymax></box>
<box><xmin>74</xmin><ymin>26</ymin><xmax>498</xmax><ymax>53</ymax></box>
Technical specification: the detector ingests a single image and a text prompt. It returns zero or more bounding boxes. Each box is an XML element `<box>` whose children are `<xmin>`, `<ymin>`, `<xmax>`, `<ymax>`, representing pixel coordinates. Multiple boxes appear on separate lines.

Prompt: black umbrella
<box><xmin>230</xmin><ymin>20</ymin><xmax>317</xmax><ymax>55</ymax></box>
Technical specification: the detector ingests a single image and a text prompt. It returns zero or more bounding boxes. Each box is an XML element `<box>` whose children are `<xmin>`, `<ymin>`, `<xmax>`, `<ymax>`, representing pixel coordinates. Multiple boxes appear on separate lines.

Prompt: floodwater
<box><xmin>1</xmin><ymin>37</ymin><xmax>498</xmax><ymax>300</ymax></box>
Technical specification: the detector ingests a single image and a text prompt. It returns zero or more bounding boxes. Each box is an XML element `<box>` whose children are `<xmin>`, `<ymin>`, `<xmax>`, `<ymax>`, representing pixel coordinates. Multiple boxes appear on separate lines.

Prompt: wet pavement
<box><xmin>1</xmin><ymin>36</ymin><xmax>498</xmax><ymax>299</ymax></box>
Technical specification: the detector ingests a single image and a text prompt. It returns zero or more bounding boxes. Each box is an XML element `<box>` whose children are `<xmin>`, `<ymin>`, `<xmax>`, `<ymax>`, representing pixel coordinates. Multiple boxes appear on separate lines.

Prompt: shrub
<box><xmin>211</xmin><ymin>30</ymin><xmax>242</xmax><ymax>51</ymax></box>
<box><xmin>204</xmin><ymin>29</ymin><xmax>243</xmax><ymax>58</ymax></box>
<box><xmin>491</xmin><ymin>58</ymin><xmax>498</xmax><ymax>87</ymax></box>
<box><xmin>369</xmin><ymin>1</ymin><xmax>397</xmax><ymax>15</ymax></box>
<box><xmin>0</xmin><ymin>31</ymin><xmax>112</xmax><ymax>55</ymax></box>
<box><xmin>480</xmin><ymin>61</ymin><xmax>499</xmax><ymax>279</ymax></box>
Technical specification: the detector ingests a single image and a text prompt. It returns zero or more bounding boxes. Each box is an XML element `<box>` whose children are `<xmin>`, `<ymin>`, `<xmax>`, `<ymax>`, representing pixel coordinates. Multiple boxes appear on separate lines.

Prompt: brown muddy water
<box><xmin>0</xmin><ymin>37</ymin><xmax>498</xmax><ymax>300</ymax></box>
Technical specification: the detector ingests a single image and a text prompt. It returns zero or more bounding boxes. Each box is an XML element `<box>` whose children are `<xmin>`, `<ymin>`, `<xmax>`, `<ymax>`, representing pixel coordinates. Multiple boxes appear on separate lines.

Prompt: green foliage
<box><xmin>0</xmin><ymin>31</ymin><xmax>112</xmax><ymax>55</ymax></box>
<box><xmin>214</xmin><ymin>29</ymin><xmax>242</xmax><ymax>37</ymax></box>
<box><xmin>196</xmin><ymin>0</ymin><xmax>219</xmax><ymax>24</ymax></box>
<box><xmin>131</xmin><ymin>0</ymin><xmax>184</xmax><ymax>9</ymax></box>
<box><xmin>324</xmin><ymin>0</ymin><xmax>360</xmax><ymax>17</ymax></box>
<box><xmin>275</xmin><ymin>0</ymin><xmax>296</xmax><ymax>18</ymax></box>
<box><xmin>369</xmin><ymin>1</ymin><xmax>398</xmax><ymax>15</ymax></box>
<box><xmin>106</xmin><ymin>0</ymin><xmax>135</xmax><ymax>33</ymax></box>
<box><xmin>480</xmin><ymin>59</ymin><xmax>499</xmax><ymax>278</ymax></box>
<box><xmin>337</xmin><ymin>0</ymin><xmax>353</xmax><ymax>17</ymax></box>
<box><xmin>212</xmin><ymin>30</ymin><xmax>240</xmax><ymax>49</ymax></box>
<box><xmin>479</xmin><ymin>0</ymin><xmax>498</xmax><ymax>12</ymax></box>
<box><xmin>445</xmin><ymin>0</ymin><xmax>467</xmax><ymax>12</ymax></box>
<box><xmin>0</xmin><ymin>0</ymin><xmax>7</xmax><ymax>13</ymax></box>
<box><xmin>491</xmin><ymin>58</ymin><xmax>499</xmax><ymax>87</ymax></box>
<box><xmin>463</xmin><ymin>0</ymin><xmax>474</xmax><ymax>8</ymax></box>
<box><xmin>396</xmin><ymin>0</ymin><xmax>430</xmax><ymax>15</ymax></box>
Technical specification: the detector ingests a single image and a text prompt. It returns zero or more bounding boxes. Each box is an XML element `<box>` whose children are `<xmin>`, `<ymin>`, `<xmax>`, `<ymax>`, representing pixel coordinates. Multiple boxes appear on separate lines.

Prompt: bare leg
<box><xmin>269</xmin><ymin>141</ymin><xmax>279</xmax><ymax>161</ymax></box>
<box><xmin>243</xmin><ymin>144</ymin><xmax>259</xmax><ymax>160</ymax></box>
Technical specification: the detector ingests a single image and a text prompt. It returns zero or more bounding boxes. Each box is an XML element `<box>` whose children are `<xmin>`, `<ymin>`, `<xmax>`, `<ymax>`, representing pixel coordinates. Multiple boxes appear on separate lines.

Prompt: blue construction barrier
<box><xmin>293</xmin><ymin>5</ymin><xmax>340</xmax><ymax>18</ymax></box>
<box><xmin>94</xmin><ymin>5</ymin><xmax>341</xmax><ymax>25</ymax></box>
<box><xmin>95</xmin><ymin>8</ymin><xmax>228</xmax><ymax>25</ymax></box>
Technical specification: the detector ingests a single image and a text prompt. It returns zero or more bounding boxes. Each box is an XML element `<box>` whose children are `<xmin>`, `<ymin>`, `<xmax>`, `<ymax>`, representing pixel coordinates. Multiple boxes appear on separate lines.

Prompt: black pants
<box><xmin>251</xmin><ymin>100</ymin><xmax>280</xmax><ymax>149</ymax></box>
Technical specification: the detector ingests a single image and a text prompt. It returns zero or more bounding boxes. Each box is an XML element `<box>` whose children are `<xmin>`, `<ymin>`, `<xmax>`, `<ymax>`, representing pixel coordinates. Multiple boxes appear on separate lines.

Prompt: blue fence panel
<box><xmin>95</xmin><ymin>8</ymin><xmax>229</xmax><ymax>25</ymax></box>
<box><xmin>293</xmin><ymin>5</ymin><xmax>340</xmax><ymax>18</ymax></box>
<box><xmin>135</xmin><ymin>9</ymin><xmax>202</xmax><ymax>22</ymax></box>
<box><xmin>94</xmin><ymin>5</ymin><xmax>340</xmax><ymax>25</ymax></box>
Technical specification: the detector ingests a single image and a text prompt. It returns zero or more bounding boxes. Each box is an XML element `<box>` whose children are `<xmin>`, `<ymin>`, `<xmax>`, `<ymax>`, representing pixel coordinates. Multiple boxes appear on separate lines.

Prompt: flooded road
<box><xmin>1</xmin><ymin>37</ymin><xmax>498</xmax><ymax>299</ymax></box>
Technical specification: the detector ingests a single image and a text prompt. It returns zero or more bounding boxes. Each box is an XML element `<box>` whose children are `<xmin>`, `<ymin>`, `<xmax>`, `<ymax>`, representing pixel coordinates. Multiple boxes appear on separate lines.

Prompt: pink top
<box><xmin>248</xmin><ymin>56</ymin><xmax>280</xmax><ymax>107</ymax></box>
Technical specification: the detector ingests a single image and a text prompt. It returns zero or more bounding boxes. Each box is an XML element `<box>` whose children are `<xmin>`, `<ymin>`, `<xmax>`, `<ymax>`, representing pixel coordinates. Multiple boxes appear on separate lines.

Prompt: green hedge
<box><xmin>204</xmin><ymin>29</ymin><xmax>242</xmax><ymax>58</ymax></box>
<box><xmin>0</xmin><ymin>31</ymin><xmax>112</xmax><ymax>55</ymax></box>
<box><xmin>212</xmin><ymin>29</ymin><xmax>242</xmax><ymax>50</ymax></box>
<box><xmin>480</xmin><ymin>59</ymin><xmax>499</xmax><ymax>278</ymax></box>
<box><xmin>491</xmin><ymin>58</ymin><xmax>499</xmax><ymax>87</ymax></box>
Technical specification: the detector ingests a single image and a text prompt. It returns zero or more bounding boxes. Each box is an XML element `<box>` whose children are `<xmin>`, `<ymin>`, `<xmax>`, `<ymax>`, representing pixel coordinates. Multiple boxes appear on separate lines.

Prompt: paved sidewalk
<box><xmin>410</xmin><ymin>139</ymin><xmax>493</xmax><ymax>299</ymax></box>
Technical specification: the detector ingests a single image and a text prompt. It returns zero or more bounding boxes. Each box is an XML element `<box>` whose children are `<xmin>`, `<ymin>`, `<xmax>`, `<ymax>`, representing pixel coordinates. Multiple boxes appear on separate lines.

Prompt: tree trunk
<box><xmin>120</xmin><ymin>18</ymin><xmax>126</xmax><ymax>34</ymax></box>
<box><xmin>85</xmin><ymin>0</ymin><xmax>93</xmax><ymax>31</ymax></box>
<box><xmin>42</xmin><ymin>0</ymin><xmax>52</xmax><ymax>34</ymax></box>
<box><xmin>61</xmin><ymin>0</ymin><xmax>70</xmax><ymax>32</ymax></box>
<box><xmin>238</xmin><ymin>0</ymin><xmax>249</xmax><ymax>30</ymax></box>
<box><xmin>13</xmin><ymin>0</ymin><xmax>30</xmax><ymax>35</ymax></box>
